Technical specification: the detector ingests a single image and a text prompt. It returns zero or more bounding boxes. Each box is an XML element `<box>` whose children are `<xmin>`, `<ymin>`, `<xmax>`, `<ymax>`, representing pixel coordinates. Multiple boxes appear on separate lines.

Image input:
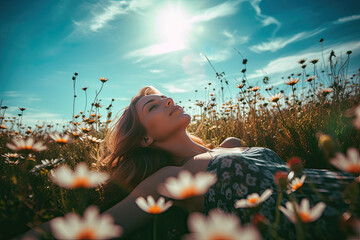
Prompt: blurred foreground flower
<box><xmin>50</xmin><ymin>205</ymin><xmax>122</xmax><ymax>240</ymax></box>
<box><xmin>279</xmin><ymin>198</ymin><xmax>326</xmax><ymax>223</ymax></box>
<box><xmin>157</xmin><ymin>170</ymin><xmax>217</xmax><ymax>200</ymax></box>
<box><xmin>6</xmin><ymin>137</ymin><xmax>47</xmax><ymax>152</ymax></box>
<box><xmin>135</xmin><ymin>195</ymin><xmax>173</xmax><ymax>214</ymax></box>
<box><xmin>234</xmin><ymin>189</ymin><xmax>273</xmax><ymax>208</ymax></box>
<box><xmin>50</xmin><ymin>162</ymin><xmax>109</xmax><ymax>188</ymax></box>
<box><xmin>286</xmin><ymin>175</ymin><xmax>306</xmax><ymax>194</ymax></box>
<box><xmin>330</xmin><ymin>148</ymin><xmax>360</xmax><ymax>174</ymax></box>
<box><xmin>184</xmin><ymin>208</ymin><xmax>261</xmax><ymax>240</ymax></box>
<box><xmin>49</xmin><ymin>132</ymin><xmax>73</xmax><ymax>145</ymax></box>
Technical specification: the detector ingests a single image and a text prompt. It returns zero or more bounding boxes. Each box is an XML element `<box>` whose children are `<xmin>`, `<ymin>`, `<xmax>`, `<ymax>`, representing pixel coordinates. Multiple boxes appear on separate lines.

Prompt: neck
<box><xmin>152</xmin><ymin>130</ymin><xmax>210</xmax><ymax>166</ymax></box>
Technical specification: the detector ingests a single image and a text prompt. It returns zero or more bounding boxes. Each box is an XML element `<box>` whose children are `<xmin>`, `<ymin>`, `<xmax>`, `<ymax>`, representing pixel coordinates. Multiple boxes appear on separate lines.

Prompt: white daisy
<box><xmin>184</xmin><ymin>208</ymin><xmax>261</xmax><ymax>240</ymax></box>
<box><xmin>49</xmin><ymin>162</ymin><xmax>109</xmax><ymax>189</ymax></box>
<box><xmin>279</xmin><ymin>198</ymin><xmax>326</xmax><ymax>223</ymax></box>
<box><xmin>87</xmin><ymin>135</ymin><xmax>103</xmax><ymax>143</ymax></box>
<box><xmin>330</xmin><ymin>148</ymin><xmax>360</xmax><ymax>174</ymax></box>
<box><xmin>135</xmin><ymin>195</ymin><xmax>173</xmax><ymax>214</ymax></box>
<box><xmin>157</xmin><ymin>170</ymin><xmax>217</xmax><ymax>200</ymax></box>
<box><xmin>6</xmin><ymin>137</ymin><xmax>47</xmax><ymax>152</ymax></box>
<box><xmin>286</xmin><ymin>175</ymin><xmax>306</xmax><ymax>194</ymax></box>
<box><xmin>50</xmin><ymin>205</ymin><xmax>122</xmax><ymax>239</ymax></box>
<box><xmin>49</xmin><ymin>132</ymin><xmax>73</xmax><ymax>144</ymax></box>
<box><xmin>234</xmin><ymin>189</ymin><xmax>273</xmax><ymax>208</ymax></box>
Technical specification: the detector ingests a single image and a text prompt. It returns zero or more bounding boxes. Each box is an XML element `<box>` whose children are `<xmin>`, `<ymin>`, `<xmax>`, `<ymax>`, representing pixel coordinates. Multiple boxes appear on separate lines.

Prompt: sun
<box><xmin>155</xmin><ymin>5</ymin><xmax>192</xmax><ymax>50</ymax></box>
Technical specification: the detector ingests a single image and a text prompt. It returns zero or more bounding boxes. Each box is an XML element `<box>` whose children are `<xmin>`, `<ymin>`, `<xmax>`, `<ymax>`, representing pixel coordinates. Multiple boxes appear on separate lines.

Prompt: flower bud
<box><xmin>274</xmin><ymin>171</ymin><xmax>289</xmax><ymax>191</ymax></box>
<box><xmin>287</xmin><ymin>156</ymin><xmax>303</xmax><ymax>174</ymax></box>
<box><xmin>252</xmin><ymin>213</ymin><xmax>269</xmax><ymax>234</ymax></box>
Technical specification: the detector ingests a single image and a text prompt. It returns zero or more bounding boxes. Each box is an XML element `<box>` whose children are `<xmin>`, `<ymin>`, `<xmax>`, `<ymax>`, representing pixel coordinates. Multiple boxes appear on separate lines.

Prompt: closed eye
<box><xmin>149</xmin><ymin>105</ymin><xmax>157</xmax><ymax>111</ymax></box>
<box><xmin>148</xmin><ymin>95</ymin><xmax>166</xmax><ymax>112</ymax></box>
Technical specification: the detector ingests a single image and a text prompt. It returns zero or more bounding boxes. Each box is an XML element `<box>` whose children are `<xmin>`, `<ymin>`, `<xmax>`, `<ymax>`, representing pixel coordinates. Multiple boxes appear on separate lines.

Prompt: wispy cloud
<box><xmin>64</xmin><ymin>0</ymin><xmax>151</xmax><ymax>41</ymax></box>
<box><xmin>333</xmin><ymin>14</ymin><xmax>360</xmax><ymax>24</ymax></box>
<box><xmin>248</xmin><ymin>0</ymin><xmax>281</xmax><ymax>37</ymax></box>
<box><xmin>199</xmin><ymin>30</ymin><xmax>250</xmax><ymax>64</ymax></box>
<box><xmin>4</xmin><ymin>106</ymin><xmax>66</xmax><ymax>127</ymax></box>
<box><xmin>125</xmin><ymin>42</ymin><xmax>186</xmax><ymax>58</ymax></box>
<box><xmin>1</xmin><ymin>91</ymin><xmax>42</xmax><ymax>103</ymax></box>
<box><xmin>249</xmin><ymin>28</ymin><xmax>326</xmax><ymax>53</ymax></box>
<box><xmin>160</xmin><ymin>74</ymin><xmax>209</xmax><ymax>93</ymax></box>
<box><xmin>149</xmin><ymin>69</ymin><xmax>163</xmax><ymax>73</ymax></box>
<box><xmin>247</xmin><ymin>40</ymin><xmax>360</xmax><ymax>80</ymax></box>
<box><xmin>223</xmin><ymin>30</ymin><xmax>250</xmax><ymax>46</ymax></box>
<box><xmin>189</xmin><ymin>0</ymin><xmax>243</xmax><ymax>23</ymax></box>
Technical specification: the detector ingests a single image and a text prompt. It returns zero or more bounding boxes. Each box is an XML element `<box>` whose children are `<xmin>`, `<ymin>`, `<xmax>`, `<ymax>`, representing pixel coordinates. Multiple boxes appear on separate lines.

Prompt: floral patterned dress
<box><xmin>203</xmin><ymin>147</ymin><xmax>359</xmax><ymax>240</ymax></box>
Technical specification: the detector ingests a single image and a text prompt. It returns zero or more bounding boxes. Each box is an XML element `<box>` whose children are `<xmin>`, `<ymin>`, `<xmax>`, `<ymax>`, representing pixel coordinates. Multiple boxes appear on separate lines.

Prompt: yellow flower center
<box><xmin>348</xmin><ymin>164</ymin><xmax>360</xmax><ymax>174</ymax></box>
<box><xmin>209</xmin><ymin>233</ymin><xmax>235</xmax><ymax>240</ymax></box>
<box><xmin>292</xmin><ymin>182</ymin><xmax>303</xmax><ymax>191</ymax></box>
<box><xmin>56</xmin><ymin>139</ymin><xmax>68</xmax><ymax>144</ymax></box>
<box><xmin>21</xmin><ymin>146</ymin><xmax>33</xmax><ymax>150</ymax></box>
<box><xmin>248</xmin><ymin>197</ymin><xmax>259</xmax><ymax>204</ymax></box>
<box><xmin>180</xmin><ymin>186</ymin><xmax>198</xmax><ymax>198</ymax></box>
<box><xmin>76</xmin><ymin>228</ymin><xmax>96</xmax><ymax>240</ymax></box>
<box><xmin>148</xmin><ymin>205</ymin><xmax>162</xmax><ymax>214</ymax></box>
<box><xmin>299</xmin><ymin>211</ymin><xmax>311</xmax><ymax>222</ymax></box>
<box><xmin>73</xmin><ymin>177</ymin><xmax>90</xmax><ymax>188</ymax></box>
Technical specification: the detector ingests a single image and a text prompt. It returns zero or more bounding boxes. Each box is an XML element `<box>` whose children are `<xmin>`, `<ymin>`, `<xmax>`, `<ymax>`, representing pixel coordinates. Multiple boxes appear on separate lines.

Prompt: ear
<box><xmin>141</xmin><ymin>136</ymin><xmax>153</xmax><ymax>147</ymax></box>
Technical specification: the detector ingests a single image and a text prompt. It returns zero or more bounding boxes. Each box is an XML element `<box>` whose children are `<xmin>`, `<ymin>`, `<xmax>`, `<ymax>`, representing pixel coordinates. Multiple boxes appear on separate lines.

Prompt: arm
<box><xmin>219</xmin><ymin>137</ymin><xmax>245</xmax><ymax>148</ymax></box>
<box><xmin>104</xmin><ymin>165</ymin><xmax>185</xmax><ymax>237</ymax></box>
<box><xmin>17</xmin><ymin>165</ymin><xmax>185</xmax><ymax>239</ymax></box>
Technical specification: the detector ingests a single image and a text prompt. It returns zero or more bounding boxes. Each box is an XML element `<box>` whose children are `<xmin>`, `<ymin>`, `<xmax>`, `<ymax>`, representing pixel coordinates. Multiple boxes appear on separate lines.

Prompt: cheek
<box><xmin>146</xmin><ymin>114</ymin><xmax>169</xmax><ymax>133</ymax></box>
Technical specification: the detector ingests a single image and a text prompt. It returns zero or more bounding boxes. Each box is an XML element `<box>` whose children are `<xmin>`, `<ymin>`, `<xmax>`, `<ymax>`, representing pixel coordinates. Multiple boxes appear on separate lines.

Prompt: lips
<box><xmin>170</xmin><ymin>105</ymin><xmax>182</xmax><ymax>116</ymax></box>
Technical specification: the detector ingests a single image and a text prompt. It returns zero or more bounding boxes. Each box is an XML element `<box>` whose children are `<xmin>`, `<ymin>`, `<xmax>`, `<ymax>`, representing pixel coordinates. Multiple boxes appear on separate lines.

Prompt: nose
<box><xmin>165</xmin><ymin>97</ymin><xmax>174</xmax><ymax>107</ymax></box>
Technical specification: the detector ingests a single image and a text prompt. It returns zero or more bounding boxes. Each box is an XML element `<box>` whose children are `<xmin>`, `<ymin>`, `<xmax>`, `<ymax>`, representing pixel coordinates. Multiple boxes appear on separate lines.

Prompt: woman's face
<box><xmin>136</xmin><ymin>94</ymin><xmax>191</xmax><ymax>142</ymax></box>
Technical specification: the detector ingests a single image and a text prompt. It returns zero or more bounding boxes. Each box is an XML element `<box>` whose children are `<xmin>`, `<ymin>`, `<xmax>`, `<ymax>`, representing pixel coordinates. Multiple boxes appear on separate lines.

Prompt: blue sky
<box><xmin>1</xmin><ymin>0</ymin><xmax>360</xmax><ymax>127</ymax></box>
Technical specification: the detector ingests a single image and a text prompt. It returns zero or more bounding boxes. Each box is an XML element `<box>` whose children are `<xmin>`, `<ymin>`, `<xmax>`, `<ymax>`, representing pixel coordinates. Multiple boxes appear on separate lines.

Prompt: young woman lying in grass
<box><xmin>18</xmin><ymin>86</ymin><xmax>359</xmax><ymax>240</ymax></box>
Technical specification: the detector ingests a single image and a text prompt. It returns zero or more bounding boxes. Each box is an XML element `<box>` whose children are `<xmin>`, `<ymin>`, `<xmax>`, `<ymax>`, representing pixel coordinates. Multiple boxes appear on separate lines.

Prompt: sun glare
<box><xmin>155</xmin><ymin>5</ymin><xmax>192</xmax><ymax>51</ymax></box>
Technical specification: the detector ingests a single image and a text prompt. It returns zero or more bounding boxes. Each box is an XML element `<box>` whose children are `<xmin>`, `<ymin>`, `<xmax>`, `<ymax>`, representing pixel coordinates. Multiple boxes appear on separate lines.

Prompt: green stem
<box><xmin>153</xmin><ymin>215</ymin><xmax>157</xmax><ymax>240</ymax></box>
<box><xmin>273</xmin><ymin>190</ymin><xmax>283</xmax><ymax>240</ymax></box>
<box><xmin>288</xmin><ymin>195</ymin><xmax>305</xmax><ymax>240</ymax></box>
<box><xmin>59</xmin><ymin>187</ymin><xmax>67</xmax><ymax>212</ymax></box>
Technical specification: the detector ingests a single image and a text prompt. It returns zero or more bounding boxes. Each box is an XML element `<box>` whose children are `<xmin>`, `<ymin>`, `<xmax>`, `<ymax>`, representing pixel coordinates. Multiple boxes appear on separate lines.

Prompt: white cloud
<box><xmin>126</xmin><ymin>42</ymin><xmax>186</xmax><ymax>58</ymax></box>
<box><xmin>3</xmin><ymin>106</ymin><xmax>66</xmax><ymax>127</ymax></box>
<box><xmin>247</xmin><ymin>40</ymin><xmax>360</xmax><ymax>80</ymax></box>
<box><xmin>1</xmin><ymin>91</ymin><xmax>42</xmax><ymax>103</ymax></box>
<box><xmin>63</xmin><ymin>0</ymin><xmax>152</xmax><ymax>41</ymax></box>
<box><xmin>223</xmin><ymin>30</ymin><xmax>250</xmax><ymax>46</ymax></box>
<box><xmin>248</xmin><ymin>0</ymin><xmax>281</xmax><ymax>36</ymax></box>
<box><xmin>249</xmin><ymin>28</ymin><xmax>326</xmax><ymax>53</ymax></box>
<box><xmin>149</xmin><ymin>69</ymin><xmax>163</xmax><ymax>73</ymax></box>
<box><xmin>189</xmin><ymin>0</ymin><xmax>243</xmax><ymax>23</ymax></box>
<box><xmin>201</xmin><ymin>49</ymin><xmax>233</xmax><ymax>63</ymax></box>
<box><xmin>160</xmin><ymin>75</ymin><xmax>209</xmax><ymax>93</ymax></box>
<box><xmin>333</xmin><ymin>14</ymin><xmax>360</xmax><ymax>24</ymax></box>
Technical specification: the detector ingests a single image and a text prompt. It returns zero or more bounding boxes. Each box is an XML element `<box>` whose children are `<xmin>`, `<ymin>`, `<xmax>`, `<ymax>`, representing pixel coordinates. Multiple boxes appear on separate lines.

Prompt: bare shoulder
<box><xmin>218</xmin><ymin>137</ymin><xmax>245</xmax><ymax>148</ymax></box>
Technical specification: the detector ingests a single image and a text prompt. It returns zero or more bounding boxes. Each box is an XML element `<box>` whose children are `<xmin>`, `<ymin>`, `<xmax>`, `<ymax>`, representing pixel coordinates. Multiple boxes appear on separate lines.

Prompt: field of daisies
<box><xmin>1</xmin><ymin>38</ymin><xmax>360</xmax><ymax>239</ymax></box>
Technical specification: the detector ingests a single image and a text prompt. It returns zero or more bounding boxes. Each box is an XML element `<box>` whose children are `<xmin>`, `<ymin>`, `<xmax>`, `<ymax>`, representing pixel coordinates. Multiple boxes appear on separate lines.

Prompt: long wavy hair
<box><xmin>93</xmin><ymin>86</ymin><xmax>213</xmax><ymax>211</ymax></box>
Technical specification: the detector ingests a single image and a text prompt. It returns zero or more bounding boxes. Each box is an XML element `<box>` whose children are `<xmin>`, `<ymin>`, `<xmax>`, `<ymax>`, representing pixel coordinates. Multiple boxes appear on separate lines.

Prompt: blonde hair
<box><xmin>94</xmin><ymin>86</ymin><xmax>213</xmax><ymax>210</ymax></box>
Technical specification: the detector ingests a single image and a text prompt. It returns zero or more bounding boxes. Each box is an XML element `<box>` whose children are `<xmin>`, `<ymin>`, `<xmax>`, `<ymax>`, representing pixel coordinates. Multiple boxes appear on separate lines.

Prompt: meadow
<box><xmin>1</xmin><ymin>38</ymin><xmax>360</xmax><ymax>239</ymax></box>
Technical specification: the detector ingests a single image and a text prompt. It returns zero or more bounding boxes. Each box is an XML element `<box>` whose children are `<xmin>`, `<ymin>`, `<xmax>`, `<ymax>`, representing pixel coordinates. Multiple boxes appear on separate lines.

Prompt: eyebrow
<box><xmin>142</xmin><ymin>95</ymin><xmax>166</xmax><ymax>112</ymax></box>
